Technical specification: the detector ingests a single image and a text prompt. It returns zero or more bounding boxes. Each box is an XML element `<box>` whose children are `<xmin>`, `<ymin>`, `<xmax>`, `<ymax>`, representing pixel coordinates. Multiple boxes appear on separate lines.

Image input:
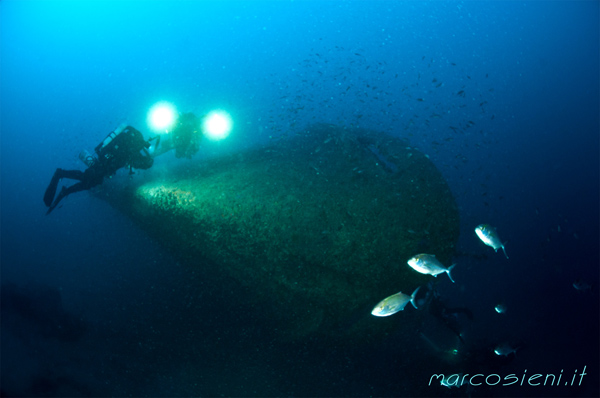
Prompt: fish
<box><xmin>371</xmin><ymin>286</ymin><xmax>421</xmax><ymax>317</ymax></box>
<box><xmin>475</xmin><ymin>224</ymin><xmax>509</xmax><ymax>259</ymax></box>
<box><xmin>494</xmin><ymin>343</ymin><xmax>518</xmax><ymax>357</ymax></box>
<box><xmin>494</xmin><ymin>303</ymin><xmax>507</xmax><ymax>314</ymax></box>
<box><xmin>407</xmin><ymin>254</ymin><xmax>455</xmax><ymax>282</ymax></box>
<box><xmin>573</xmin><ymin>279</ymin><xmax>592</xmax><ymax>292</ymax></box>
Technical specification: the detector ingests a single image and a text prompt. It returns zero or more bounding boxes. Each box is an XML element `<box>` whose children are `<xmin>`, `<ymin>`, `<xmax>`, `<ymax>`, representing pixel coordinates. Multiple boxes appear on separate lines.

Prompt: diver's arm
<box><xmin>149</xmin><ymin>135</ymin><xmax>175</xmax><ymax>158</ymax></box>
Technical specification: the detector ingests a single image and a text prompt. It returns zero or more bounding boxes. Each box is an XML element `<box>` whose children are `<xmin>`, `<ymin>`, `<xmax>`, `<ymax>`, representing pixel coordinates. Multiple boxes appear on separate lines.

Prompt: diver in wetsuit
<box><xmin>149</xmin><ymin>112</ymin><xmax>202</xmax><ymax>159</ymax></box>
<box><xmin>43</xmin><ymin>125</ymin><xmax>154</xmax><ymax>215</ymax></box>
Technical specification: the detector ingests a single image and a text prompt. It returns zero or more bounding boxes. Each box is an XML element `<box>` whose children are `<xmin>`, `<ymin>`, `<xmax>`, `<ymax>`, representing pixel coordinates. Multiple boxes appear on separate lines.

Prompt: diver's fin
<box><xmin>46</xmin><ymin>204</ymin><xmax>57</xmax><ymax>215</ymax></box>
<box><xmin>44</xmin><ymin>170</ymin><xmax>62</xmax><ymax>207</ymax></box>
<box><xmin>46</xmin><ymin>187</ymin><xmax>67</xmax><ymax>215</ymax></box>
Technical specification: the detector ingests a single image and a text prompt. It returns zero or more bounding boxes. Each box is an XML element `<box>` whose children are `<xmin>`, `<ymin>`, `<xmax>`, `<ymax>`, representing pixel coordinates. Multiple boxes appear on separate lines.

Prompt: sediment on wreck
<box><xmin>98</xmin><ymin>124</ymin><xmax>459</xmax><ymax>344</ymax></box>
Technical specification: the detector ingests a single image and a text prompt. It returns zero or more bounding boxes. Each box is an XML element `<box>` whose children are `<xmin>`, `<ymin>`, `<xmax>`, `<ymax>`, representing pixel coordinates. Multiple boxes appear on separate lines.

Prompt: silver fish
<box><xmin>475</xmin><ymin>224</ymin><xmax>508</xmax><ymax>259</ymax></box>
<box><xmin>371</xmin><ymin>286</ymin><xmax>421</xmax><ymax>317</ymax></box>
<box><xmin>494</xmin><ymin>342</ymin><xmax>518</xmax><ymax>357</ymax></box>
<box><xmin>407</xmin><ymin>254</ymin><xmax>455</xmax><ymax>282</ymax></box>
<box><xmin>494</xmin><ymin>303</ymin><xmax>507</xmax><ymax>314</ymax></box>
<box><xmin>573</xmin><ymin>279</ymin><xmax>592</xmax><ymax>292</ymax></box>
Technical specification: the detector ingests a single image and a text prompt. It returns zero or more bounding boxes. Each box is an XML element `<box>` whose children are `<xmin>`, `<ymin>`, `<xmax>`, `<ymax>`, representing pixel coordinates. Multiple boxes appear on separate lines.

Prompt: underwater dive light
<box><xmin>202</xmin><ymin>110</ymin><xmax>233</xmax><ymax>141</ymax></box>
<box><xmin>148</xmin><ymin>101</ymin><xmax>177</xmax><ymax>133</ymax></box>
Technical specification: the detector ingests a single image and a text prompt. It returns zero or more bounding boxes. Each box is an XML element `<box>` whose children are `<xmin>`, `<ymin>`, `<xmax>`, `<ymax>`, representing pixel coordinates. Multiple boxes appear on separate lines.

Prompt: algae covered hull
<box><xmin>103</xmin><ymin>124</ymin><xmax>459</xmax><ymax>342</ymax></box>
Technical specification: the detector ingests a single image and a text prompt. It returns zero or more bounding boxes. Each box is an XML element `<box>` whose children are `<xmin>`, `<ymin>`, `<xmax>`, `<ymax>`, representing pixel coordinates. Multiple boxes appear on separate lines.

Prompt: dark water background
<box><xmin>1</xmin><ymin>1</ymin><xmax>598</xmax><ymax>396</ymax></box>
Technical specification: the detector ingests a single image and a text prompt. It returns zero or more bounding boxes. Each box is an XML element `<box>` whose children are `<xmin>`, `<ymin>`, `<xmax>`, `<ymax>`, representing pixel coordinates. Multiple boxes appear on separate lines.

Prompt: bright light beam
<box><xmin>202</xmin><ymin>110</ymin><xmax>233</xmax><ymax>141</ymax></box>
<box><xmin>148</xmin><ymin>101</ymin><xmax>177</xmax><ymax>133</ymax></box>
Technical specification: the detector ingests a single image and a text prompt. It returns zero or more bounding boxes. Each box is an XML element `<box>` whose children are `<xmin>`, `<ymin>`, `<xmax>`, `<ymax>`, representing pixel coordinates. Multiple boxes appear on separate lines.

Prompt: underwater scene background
<box><xmin>1</xmin><ymin>1</ymin><xmax>598</xmax><ymax>397</ymax></box>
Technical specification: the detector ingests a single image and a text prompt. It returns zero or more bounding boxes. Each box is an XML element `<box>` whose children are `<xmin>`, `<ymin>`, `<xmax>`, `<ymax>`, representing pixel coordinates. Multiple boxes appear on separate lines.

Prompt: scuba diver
<box><xmin>149</xmin><ymin>112</ymin><xmax>202</xmax><ymax>159</ymax></box>
<box><xmin>43</xmin><ymin>125</ymin><xmax>154</xmax><ymax>215</ymax></box>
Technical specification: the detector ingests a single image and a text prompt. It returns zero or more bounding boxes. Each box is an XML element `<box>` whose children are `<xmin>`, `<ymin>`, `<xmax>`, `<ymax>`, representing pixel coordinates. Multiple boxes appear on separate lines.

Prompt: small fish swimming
<box><xmin>494</xmin><ymin>342</ymin><xmax>518</xmax><ymax>357</ymax></box>
<box><xmin>407</xmin><ymin>254</ymin><xmax>455</xmax><ymax>282</ymax></box>
<box><xmin>371</xmin><ymin>286</ymin><xmax>421</xmax><ymax>317</ymax></box>
<box><xmin>475</xmin><ymin>224</ymin><xmax>509</xmax><ymax>259</ymax></box>
<box><xmin>494</xmin><ymin>303</ymin><xmax>507</xmax><ymax>314</ymax></box>
<box><xmin>573</xmin><ymin>279</ymin><xmax>592</xmax><ymax>293</ymax></box>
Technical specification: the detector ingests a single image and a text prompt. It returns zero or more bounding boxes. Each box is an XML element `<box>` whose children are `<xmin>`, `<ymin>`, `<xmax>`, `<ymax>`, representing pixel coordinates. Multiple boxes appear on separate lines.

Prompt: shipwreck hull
<box><xmin>101</xmin><ymin>124</ymin><xmax>459</xmax><ymax>343</ymax></box>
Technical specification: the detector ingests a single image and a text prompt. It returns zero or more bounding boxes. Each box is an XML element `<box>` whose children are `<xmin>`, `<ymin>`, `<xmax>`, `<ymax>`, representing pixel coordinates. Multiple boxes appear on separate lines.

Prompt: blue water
<box><xmin>1</xmin><ymin>1</ymin><xmax>598</xmax><ymax>396</ymax></box>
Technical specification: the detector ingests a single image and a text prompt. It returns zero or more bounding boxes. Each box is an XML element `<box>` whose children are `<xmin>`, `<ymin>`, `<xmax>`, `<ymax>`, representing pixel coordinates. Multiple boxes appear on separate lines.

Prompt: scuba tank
<box><xmin>93</xmin><ymin>124</ymin><xmax>153</xmax><ymax>171</ymax></box>
<box><xmin>96</xmin><ymin>124</ymin><xmax>126</xmax><ymax>155</ymax></box>
<box><xmin>78</xmin><ymin>149</ymin><xmax>97</xmax><ymax>167</ymax></box>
